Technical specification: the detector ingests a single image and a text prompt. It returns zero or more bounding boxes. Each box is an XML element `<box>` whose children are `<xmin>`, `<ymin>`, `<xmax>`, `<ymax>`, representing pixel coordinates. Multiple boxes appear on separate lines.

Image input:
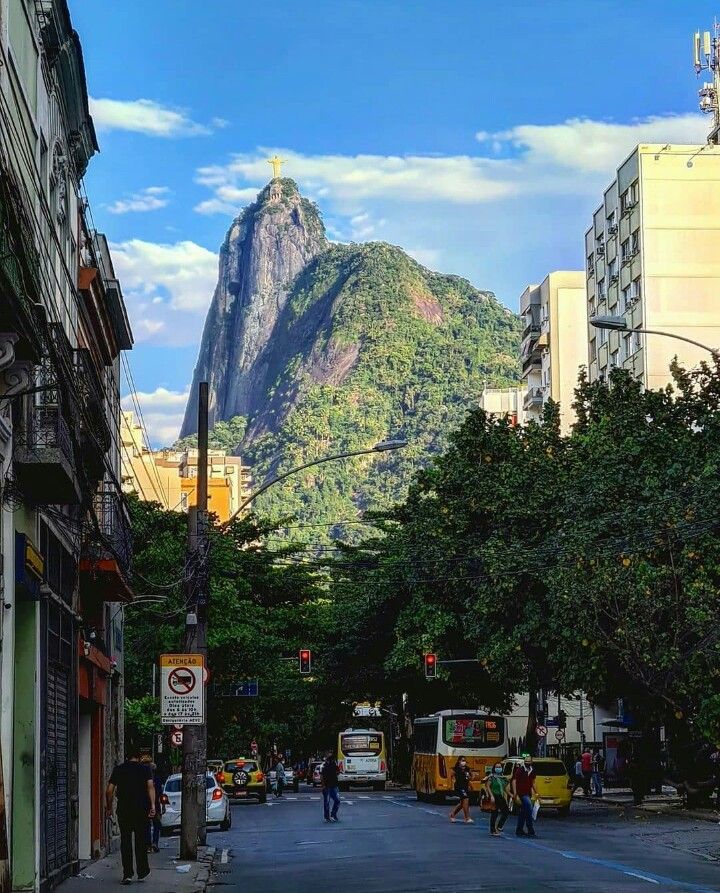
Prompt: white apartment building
<box><xmin>586</xmin><ymin>144</ymin><xmax>720</xmax><ymax>388</ymax></box>
<box><xmin>520</xmin><ymin>271</ymin><xmax>586</xmax><ymax>434</ymax></box>
<box><xmin>479</xmin><ymin>387</ymin><xmax>526</xmax><ymax>425</ymax></box>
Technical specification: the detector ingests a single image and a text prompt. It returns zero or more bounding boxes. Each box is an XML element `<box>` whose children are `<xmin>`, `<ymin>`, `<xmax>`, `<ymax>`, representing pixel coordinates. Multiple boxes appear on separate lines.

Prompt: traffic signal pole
<box><xmin>180</xmin><ymin>382</ymin><xmax>209</xmax><ymax>859</ymax></box>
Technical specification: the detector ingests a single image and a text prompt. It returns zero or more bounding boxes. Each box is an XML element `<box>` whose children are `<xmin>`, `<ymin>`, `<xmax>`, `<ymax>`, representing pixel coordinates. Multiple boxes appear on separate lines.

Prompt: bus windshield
<box><xmin>442</xmin><ymin>715</ymin><xmax>504</xmax><ymax>749</ymax></box>
<box><xmin>340</xmin><ymin>733</ymin><xmax>382</xmax><ymax>755</ymax></box>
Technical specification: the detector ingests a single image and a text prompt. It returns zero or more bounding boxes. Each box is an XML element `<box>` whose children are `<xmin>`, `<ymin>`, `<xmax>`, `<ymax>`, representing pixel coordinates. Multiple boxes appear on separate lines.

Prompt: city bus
<box><xmin>411</xmin><ymin>710</ymin><xmax>508</xmax><ymax>801</ymax></box>
<box><xmin>336</xmin><ymin>728</ymin><xmax>387</xmax><ymax>790</ymax></box>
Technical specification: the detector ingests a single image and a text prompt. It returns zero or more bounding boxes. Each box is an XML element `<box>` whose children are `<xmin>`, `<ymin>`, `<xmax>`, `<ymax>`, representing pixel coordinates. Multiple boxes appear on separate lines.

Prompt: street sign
<box><xmin>214</xmin><ymin>680</ymin><xmax>259</xmax><ymax>697</ymax></box>
<box><xmin>171</xmin><ymin>730</ymin><xmax>183</xmax><ymax>747</ymax></box>
<box><xmin>546</xmin><ymin>718</ymin><xmax>559</xmax><ymax>727</ymax></box>
<box><xmin>555</xmin><ymin>729</ymin><xmax>566</xmax><ymax>742</ymax></box>
<box><xmin>160</xmin><ymin>654</ymin><xmax>205</xmax><ymax>725</ymax></box>
<box><xmin>536</xmin><ymin>725</ymin><xmax>547</xmax><ymax>738</ymax></box>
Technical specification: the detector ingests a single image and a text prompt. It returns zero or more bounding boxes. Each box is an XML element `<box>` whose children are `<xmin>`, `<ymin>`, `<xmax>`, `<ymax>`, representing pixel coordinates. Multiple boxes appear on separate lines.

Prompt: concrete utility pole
<box><xmin>180</xmin><ymin>382</ymin><xmax>209</xmax><ymax>859</ymax></box>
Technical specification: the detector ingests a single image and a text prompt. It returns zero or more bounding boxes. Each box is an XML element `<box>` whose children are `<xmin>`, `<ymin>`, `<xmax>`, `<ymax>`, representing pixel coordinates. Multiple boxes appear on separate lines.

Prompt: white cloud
<box><xmin>211</xmin><ymin>117</ymin><xmax>231</xmax><ymax>129</ymax></box>
<box><xmin>406</xmin><ymin>247</ymin><xmax>441</xmax><ymax>269</ymax></box>
<box><xmin>121</xmin><ymin>387</ymin><xmax>189</xmax><ymax>447</ymax></box>
<box><xmin>90</xmin><ymin>97</ymin><xmax>213</xmax><ymax>137</ymax></box>
<box><xmin>193</xmin><ymin>185</ymin><xmax>262</xmax><ymax>216</ymax></box>
<box><xmin>106</xmin><ymin>186</ymin><xmax>170</xmax><ymax>215</ymax></box>
<box><xmin>479</xmin><ymin>114</ymin><xmax>708</xmax><ymax>177</ymax></box>
<box><xmin>111</xmin><ymin>239</ymin><xmax>218</xmax><ymax>346</ymax></box>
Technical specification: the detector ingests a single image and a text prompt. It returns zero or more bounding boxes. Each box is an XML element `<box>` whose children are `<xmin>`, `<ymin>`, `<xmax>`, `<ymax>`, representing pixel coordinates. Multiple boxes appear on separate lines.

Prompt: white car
<box><xmin>160</xmin><ymin>773</ymin><xmax>231</xmax><ymax>832</ymax></box>
<box><xmin>267</xmin><ymin>765</ymin><xmax>300</xmax><ymax>794</ymax></box>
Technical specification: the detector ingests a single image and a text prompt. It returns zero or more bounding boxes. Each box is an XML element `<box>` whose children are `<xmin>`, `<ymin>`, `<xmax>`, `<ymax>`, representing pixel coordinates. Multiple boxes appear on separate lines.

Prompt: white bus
<box><xmin>412</xmin><ymin>710</ymin><xmax>508</xmax><ymax>801</ymax></box>
<box><xmin>336</xmin><ymin>728</ymin><xmax>387</xmax><ymax>791</ymax></box>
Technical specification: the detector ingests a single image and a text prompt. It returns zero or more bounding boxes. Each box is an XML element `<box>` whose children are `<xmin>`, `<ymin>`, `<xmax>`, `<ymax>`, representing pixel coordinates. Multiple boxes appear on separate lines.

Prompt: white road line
<box><xmin>287</xmin><ymin>797</ymin><xmax>297</xmax><ymax>800</ymax></box>
<box><xmin>342</xmin><ymin>800</ymin><xmax>354</xmax><ymax>805</ymax></box>
<box><xmin>220</xmin><ymin>849</ymin><xmax>229</xmax><ymax>864</ymax></box>
<box><xmin>623</xmin><ymin>872</ymin><xmax>659</xmax><ymax>884</ymax></box>
<box><xmin>310</xmin><ymin>796</ymin><xmax>320</xmax><ymax>800</ymax></box>
<box><xmin>358</xmin><ymin>795</ymin><xmax>370</xmax><ymax>799</ymax></box>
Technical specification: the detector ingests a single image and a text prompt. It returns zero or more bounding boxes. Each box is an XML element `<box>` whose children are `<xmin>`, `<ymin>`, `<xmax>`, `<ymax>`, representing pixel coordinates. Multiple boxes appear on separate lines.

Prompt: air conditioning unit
<box><xmin>610</xmin><ymin>274</ymin><xmax>619</xmax><ymax>285</ymax></box>
<box><xmin>596</xmin><ymin>244</ymin><xmax>605</xmax><ymax>256</ymax></box>
<box><xmin>608</xmin><ymin>223</ymin><xmax>619</xmax><ymax>235</ymax></box>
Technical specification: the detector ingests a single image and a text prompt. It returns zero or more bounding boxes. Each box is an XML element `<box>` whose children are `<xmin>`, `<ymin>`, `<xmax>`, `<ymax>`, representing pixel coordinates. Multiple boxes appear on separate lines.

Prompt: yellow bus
<box><xmin>336</xmin><ymin>728</ymin><xmax>387</xmax><ymax>791</ymax></box>
<box><xmin>411</xmin><ymin>710</ymin><xmax>508</xmax><ymax>802</ymax></box>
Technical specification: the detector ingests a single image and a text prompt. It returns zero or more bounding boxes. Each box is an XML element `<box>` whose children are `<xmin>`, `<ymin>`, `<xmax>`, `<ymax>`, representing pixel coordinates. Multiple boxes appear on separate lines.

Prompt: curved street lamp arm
<box><xmin>219</xmin><ymin>447</ymin><xmax>381</xmax><ymax>529</ymax></box>
<box><xmin>637</xmin><ymin>327</ymin><xmax>719</xmax><ymax>358</ymax></box>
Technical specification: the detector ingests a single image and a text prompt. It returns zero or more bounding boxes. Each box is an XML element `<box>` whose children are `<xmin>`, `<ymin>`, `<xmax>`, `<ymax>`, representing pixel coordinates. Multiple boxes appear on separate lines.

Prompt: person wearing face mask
<box><xmin>486</xmin><ymin>762</ymin><xmax>510</xmax><ymax>836</ymax></box>
<box><xmin>449</xmin><ymin>757</ymin><xmax>474</xmax><ymax>824</ymax></box>
<box><xmin>510</xmin><ymin>753</ymin><xmax>538</xmax><ymax>837</ymax></box>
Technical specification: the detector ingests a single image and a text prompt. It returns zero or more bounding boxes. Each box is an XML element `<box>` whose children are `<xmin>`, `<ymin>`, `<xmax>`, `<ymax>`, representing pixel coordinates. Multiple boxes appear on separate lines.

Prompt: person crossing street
<box><xmin>321</xmin><ymin>754</ymin><xmax>341</xmax><ymax>822</ymax></box>
<box><xmin>449</xmin><ymin>757</ymin><xmax>474</xmax><ymax>824</ymax></box>
<box><xmin>275</xmin><ymin>757</ymin><xmax>287</xmax><ymax>798</ymax></box>
<box><xmin>486</xmin><ymin>762</ymin><xmax>510</xmax><ymax>836</ymax></box>
<box><xmin>511</xmin><ymin>753</ymin><xmax>538</xmax><ymax>837</ymax></box>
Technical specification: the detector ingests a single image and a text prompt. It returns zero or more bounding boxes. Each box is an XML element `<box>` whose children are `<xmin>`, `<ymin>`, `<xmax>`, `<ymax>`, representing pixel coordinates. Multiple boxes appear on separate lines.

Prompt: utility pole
<box><xmin>180</xmin><ymin>382</ymin><xmax>209</xmax><ymax>859</ymax></box>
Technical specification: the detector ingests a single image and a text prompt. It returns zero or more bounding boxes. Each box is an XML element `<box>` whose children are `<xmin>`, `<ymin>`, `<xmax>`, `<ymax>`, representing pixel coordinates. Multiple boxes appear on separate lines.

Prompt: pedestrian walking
<box><xmin>486</xmin><ymin>762</ymin><xmax>510</xmax><ymax>836</ymax></box>
<box><xmin>147</xmin><ymin>764</ymin><xmax>164</xmax><ymax>854</ymax></box>
<box><xmin>105</xmin><ymin>746</ymin><xmax>156</xmax><ymax>885</ymax></box>
<box><xmin>581</xmin><ymin>747</ymin><xmax>593</xmax><ymax>797</ymax></box>
<box><xmin>572</xmin><ymin>754</ymin><xmax>584</xmax><ymax>794</ymax></box>
<box><xmin>449</xmin><ymin>756</ymin><xmax>474</xmax><ymax>824</ymax></box>
<box><xmin>511</xmin><ymin>753</ymin><xmax>538</xmax><ymax>837</ymax></box>
<box><xmin>591</xmin><ymin>749</ymin><xmax>605</xmax><ymax>798</ymax></box>
<box><xmin>320</xmin><ymin>754</ymin><xmax>341</xmax><ymax>822</ymax></box>
<box><xmin>275</xmin><ymin>758</ymin><xmax>286</xmax><ymax>798</ymax></box>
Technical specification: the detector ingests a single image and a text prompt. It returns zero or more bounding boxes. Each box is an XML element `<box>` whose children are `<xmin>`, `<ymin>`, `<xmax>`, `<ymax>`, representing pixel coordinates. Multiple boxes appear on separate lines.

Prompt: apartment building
<box><xmin>520</xmin><ymin>271</ymin><xmax>586</xmax><ymax>433</ymax></box>
<box><xmin>0</xmin><ymin>1</ymin><xmax>134</xmax><ymax>885</ymax></box>
<box><xmin>586</xmin><ymin>144</ymin><xmax>720</xmax><ymax>389</ymax></box>
<box><xmin>479</xmin><ymin>387</ymin><xmax>526</xmax><ymax>425</ymax></box>
<box><xmin>121</xmin><ymin>412</ymin><xmax>252</xmax><ymax>522</ymax></box>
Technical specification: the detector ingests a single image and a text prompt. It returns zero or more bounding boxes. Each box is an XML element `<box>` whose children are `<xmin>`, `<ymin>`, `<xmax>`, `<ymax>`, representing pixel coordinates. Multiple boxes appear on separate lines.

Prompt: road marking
<box><xmin>358</xmin><ymin>795</ymin><xmax>370</xmax><ymax>799</ymax></box>
<box><xmin>220</xmin><ymin>849</ymin><xmax>229</xmax><ymax>864</ymax></box>
<box><xmin>287</xmin><ymin>797</ymin><xmax>297</xmax><ymax>800</ymax></box>
<box><xmin>342</xmin><ymin>800</ymin><xmax>354</xmax><ymax>805</ymax></box>
<box><xmin>624</xmin><ymin>872</ymin><xmax>659</xmax><ymax>884</ymax></box>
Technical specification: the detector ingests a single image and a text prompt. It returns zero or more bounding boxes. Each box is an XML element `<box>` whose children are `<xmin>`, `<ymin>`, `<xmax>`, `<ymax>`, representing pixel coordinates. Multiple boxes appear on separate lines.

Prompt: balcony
<box><xmin>14</xmin><ymin>405</ymin><xmax>81</xmax><ymax>504</ymax></box>
<box><xmin>523</xmin><ymin>388</ymin><xmax>544</xmax><ymax>410</ymax></box>
<box><xmin>79</xmin><ymin>487</ymin><xmax>134</xmax><ymax>603</ymax></box>
<box><xmin>73</xmin><ymin>347</ymin><xmax>112</xmax><ymax>482</ymax></box>
<box><xmin>521</xmin><ymin>305</ymin><xmax>541</xmax><ymax>339</ymax></box>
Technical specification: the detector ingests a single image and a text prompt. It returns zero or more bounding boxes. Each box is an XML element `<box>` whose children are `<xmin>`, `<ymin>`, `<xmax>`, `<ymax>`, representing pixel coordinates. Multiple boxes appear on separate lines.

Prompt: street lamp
<box><xmin>220</xmin><ymin>438</ymin><xmax>408</xmax><ymax>528</ymax></box>
<box><xmin>589</xmin><ymin>315</ymin><xmax>719</xmax><ymax>358</ymax></box>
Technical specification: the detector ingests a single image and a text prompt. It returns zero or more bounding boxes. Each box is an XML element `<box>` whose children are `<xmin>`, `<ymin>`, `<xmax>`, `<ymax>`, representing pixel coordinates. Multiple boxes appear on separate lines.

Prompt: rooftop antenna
<box><xmin>694</xmin><ymin>22</ymin><xmax>720</xmax><ymax>143</ymax></box>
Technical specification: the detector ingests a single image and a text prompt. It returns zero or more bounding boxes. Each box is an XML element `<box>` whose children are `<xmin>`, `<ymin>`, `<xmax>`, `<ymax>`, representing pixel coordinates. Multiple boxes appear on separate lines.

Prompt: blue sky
<box><xmin>71</xmin><ymin>0</ymin><xmax>717</xmax><ymax>444</ymax></box>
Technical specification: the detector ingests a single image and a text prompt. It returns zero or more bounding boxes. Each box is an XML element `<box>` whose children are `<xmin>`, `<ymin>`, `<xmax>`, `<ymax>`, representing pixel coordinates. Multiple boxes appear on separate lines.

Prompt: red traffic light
<box><xmin>299</xmin><ymin>649</ymin><xmax>312</xmax><ymax>674</ymax></box>
<box><xmin>424</xmin><ymin>653</ymin><xmax>437</xmax><ymax>679</ymax></box>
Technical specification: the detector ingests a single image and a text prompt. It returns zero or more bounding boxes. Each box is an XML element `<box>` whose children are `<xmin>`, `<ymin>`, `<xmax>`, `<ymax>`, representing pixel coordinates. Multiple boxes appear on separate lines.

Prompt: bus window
<box><xmin>442</xmin><ymin>716</ymin><xmax>505</xmax><ymax>748</ymax></box>
<box><xmin>340</xmin><ymin>733</ymin><xmax>382</xmax><ymax>755</ymax></box>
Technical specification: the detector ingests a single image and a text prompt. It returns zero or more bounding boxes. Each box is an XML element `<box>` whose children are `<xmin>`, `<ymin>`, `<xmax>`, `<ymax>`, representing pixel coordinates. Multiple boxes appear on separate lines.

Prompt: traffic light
<box><xmin>424</xmin><ymin>653</ymin><xmax>437</xmax><ymax>679</ymax></box>
<box><xmin>299</xmin><ymin>649</ymin><xmax>312</xmax><ymax>674</ymax></box>
<box><xmin>558</xmin><ymin>709</ymin><xmax>567</xmax><ymax>729</ymax></box>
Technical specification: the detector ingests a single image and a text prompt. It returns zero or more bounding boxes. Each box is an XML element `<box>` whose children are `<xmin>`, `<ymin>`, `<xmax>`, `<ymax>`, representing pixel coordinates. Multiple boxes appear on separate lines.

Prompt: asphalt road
<box><xmin>202</xmin><ymin>790</ymin><xmax>720</xmax><ymax>892</ymax></box>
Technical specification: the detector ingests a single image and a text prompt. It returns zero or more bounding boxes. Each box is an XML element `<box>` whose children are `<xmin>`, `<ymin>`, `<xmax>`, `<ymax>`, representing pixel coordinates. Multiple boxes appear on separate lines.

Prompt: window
<box><xmin>621</xmin><ymin>286</ymin><xmax>631</xmax><ymax>312</ymax></box>
<box><xmin>621</xmin><ymin>182</ymin><xmax>639</xmax><ymax>213</ymax></box>
<box><xmin>8</xmin><ymin>0</ymin><xmax>39</xmax><ymax>116</ymax></box>
<box><xmin>610</xmin><ymin>349</ymin><xmax>619</xmax><ymax>368</ymax></box>
<box><xmin>340</xmin><ymin>733</ymin><xmax>382</xmax><ymax>755</ymax></box>
<box><xmin>607</xmin><ymin>210</ymin><xmax>617</xmax><ymax>231</ymax></box>
<box><xmin>413</xmin><ymin>721</ymin><xmax>439</xmax><ymax>755</ymax></box>
<box><xmin>630</xmin><ymin>231</ymin><xmax>639</xmax><ymax>255</ymax></box>
<box><xmin>608</xmin><ymin>259</ymin><xmax>618</xmax><ymax>280</ymax></box>
<box><xmin>597</xmin><ymin>278</ymin><xmax>606</xmax><ymax>299</ymax></box>
<box><xmin>595</xmin><ymin>232</ymin><xmax>604</xmax><ymax>248</ymax></box>
<box><xmin>621</xmin><ymin>332</ymin><xmax>631</xmax><ymax>362</ymax></box>
<box><xmin>587</xmin><ymin>253</ymin><xmax>594</xmax><ymax>275</ymax></box>
<box><xmin>631</xmin><ymin>329</ymin><xmax>642</xmax><ymax>354</ymax></box>
<box><xmin>589</xmin><ymin>338</ymin><xmax>597</xmax><ymax>362</ymax></box>
<box><xmin>599</xmin><ymin>327</ymin><xmax>608</xmax><ymax>346</ymax></box>
<box><xmin>621</xmin><ymin>238</ymin><xmax>630</xmax><ymax>261</ymax></box>
<box><xmin>630</xmin><ymin>277</ymin><xmax>641</xmax><ymax>302</ymax></box>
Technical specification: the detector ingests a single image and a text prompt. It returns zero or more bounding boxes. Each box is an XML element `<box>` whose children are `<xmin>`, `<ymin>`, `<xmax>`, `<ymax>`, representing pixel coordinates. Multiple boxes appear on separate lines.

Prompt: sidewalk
<box><xmin>56</xmin><ymin>843</ymin><xmax>213</xmax><ymax>892</ymax></box>
<box><xmin>587</xmin><ymin>787</ymin><xmax>720</xmax><ymax>824</ymax></box>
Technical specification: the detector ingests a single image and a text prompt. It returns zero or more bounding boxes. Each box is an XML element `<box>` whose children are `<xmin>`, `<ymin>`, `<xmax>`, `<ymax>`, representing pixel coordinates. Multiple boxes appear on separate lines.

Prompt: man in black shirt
<box><xmin>321</xmin><ymin>754</ymin><xmax>341</xmax><ymax>823</ymax></box>
<box><xmin>106</xmin><ymin>747</ymin><xmax>156</xmax><ymax>884</ymax></box>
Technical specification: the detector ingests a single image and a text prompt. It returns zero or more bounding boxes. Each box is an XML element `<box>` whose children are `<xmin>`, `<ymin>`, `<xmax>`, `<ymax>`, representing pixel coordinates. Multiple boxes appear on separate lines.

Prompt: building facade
<box><xmin>520</xmin><ymin>271</ymin><xmax>586</xmax><ymax>433</ymax></box>
<box><xmin>478</xmin><ymin>387</ymin><xmax>526</xmax><ymax>425</ymax></box>
<box><xmin>121</xmin><ymin>412</ymin><xmax>252</xmax><ymax>523</ymax></box>
<box><xmin>586</xmin><ymin>143</ymin><xmax>720</xmax><ymax>389</ymax></box>
<box><xmin>0</xmin><ymin>1</ymin><xmax>134</xmax><ymax>888</ymax></box>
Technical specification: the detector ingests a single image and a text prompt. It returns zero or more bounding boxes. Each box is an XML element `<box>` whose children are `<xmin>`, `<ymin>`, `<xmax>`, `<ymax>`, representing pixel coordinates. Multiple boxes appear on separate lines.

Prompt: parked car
<box><xmin>502</xmin><ymin>757</ymin><xmax>573</xmax><ymax>815</ymax></box>
<box><xmin>207</xmin><ymin>759</ymin><xmax>224</xmax><ymax>776</ymax></box>
<box><xmin>267</xmin><ymin>764</ymin><xmax>300</xmax><ymax>793</ymax></box>
<box><xmin>308</xmin><ymin>760</ymin><xmax>323</xmax><ymax>787</ymax></box>
<box><xmin>160</xmin><ymin>773</ymin><xmax>231</xmax><ymax>832</ymax></box>
<box><xmin>219</xmin><ymin>758</ymin><xmax>267</xmax><ymax>803</ymax></box>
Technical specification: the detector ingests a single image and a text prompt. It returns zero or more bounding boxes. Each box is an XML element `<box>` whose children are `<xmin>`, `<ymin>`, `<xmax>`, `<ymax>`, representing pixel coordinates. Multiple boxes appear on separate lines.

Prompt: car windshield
<box><xmin>225</xmin><ymin>761</ymin><xmax>257</xmax><ymax>773</ymax></box>
<box><xmin>164</xmin><ymin>777</ymin><xmax>181</xmax><ymax>793</ymax></box>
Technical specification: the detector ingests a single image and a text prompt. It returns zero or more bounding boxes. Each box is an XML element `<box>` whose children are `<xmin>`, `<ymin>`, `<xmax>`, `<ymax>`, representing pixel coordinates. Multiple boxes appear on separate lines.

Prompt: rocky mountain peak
<box><xmin>181</xmin><ymin>179</ymin><xmax>328</xmax><ymax>436</ymax></box>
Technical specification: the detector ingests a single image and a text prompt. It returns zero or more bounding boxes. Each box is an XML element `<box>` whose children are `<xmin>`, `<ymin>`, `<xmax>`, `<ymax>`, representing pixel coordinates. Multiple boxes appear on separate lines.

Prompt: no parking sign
<box><xmin>160</xmin><ymin>654</ymin><xmax>205</xmax><ymax>725</ymax></box>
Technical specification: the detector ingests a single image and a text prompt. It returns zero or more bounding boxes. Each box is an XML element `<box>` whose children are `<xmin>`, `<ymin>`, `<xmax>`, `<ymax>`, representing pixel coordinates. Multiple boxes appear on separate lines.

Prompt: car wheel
<box><xmin>220</xmin><ymin>809</ymin><xmax>232</xmax><ymax>831</ymax></box>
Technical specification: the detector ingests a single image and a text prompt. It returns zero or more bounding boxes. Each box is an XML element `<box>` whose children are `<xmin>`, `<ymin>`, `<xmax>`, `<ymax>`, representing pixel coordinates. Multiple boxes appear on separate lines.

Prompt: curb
<box><xmin>590</xmin><ymin>797</ymin><xmax>720</xmax><ymax>824</ymax></box>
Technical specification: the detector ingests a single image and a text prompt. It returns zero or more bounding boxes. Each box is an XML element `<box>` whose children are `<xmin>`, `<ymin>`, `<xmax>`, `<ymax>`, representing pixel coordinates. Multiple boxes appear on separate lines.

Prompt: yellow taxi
<box><xmin>219</xmin><ymin>757</ymin><xmax>267</xmax><ymax>804</ymax></box>
<box><xmin>503</xmin><ymin>756</ymin><xmax>573</xmax><ymax>815</ymax></box>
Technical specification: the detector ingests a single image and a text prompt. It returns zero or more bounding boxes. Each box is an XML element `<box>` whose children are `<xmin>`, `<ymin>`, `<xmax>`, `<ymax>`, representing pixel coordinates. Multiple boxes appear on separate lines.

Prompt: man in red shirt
<box><xmin>510</xmin><ymin>753</ymin><xmax>538</xmax><ymax>837</ymax></box>
<box><xmin>581</xmin><ymin>748</ymin><xmax>593</xmax><ymax>797</ymax></box>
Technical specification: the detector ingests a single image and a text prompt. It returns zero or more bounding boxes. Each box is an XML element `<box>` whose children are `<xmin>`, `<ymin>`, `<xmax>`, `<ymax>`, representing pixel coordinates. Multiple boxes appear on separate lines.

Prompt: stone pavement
<box><xmin>587</xmin><ymin>787</ymin><xmax>720</xmax><ymax>824</ymax></box>
<box><xmin>55</xmin><ymin>843</ymin><xmax>213</xmax><ymax>892</ymax></box>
